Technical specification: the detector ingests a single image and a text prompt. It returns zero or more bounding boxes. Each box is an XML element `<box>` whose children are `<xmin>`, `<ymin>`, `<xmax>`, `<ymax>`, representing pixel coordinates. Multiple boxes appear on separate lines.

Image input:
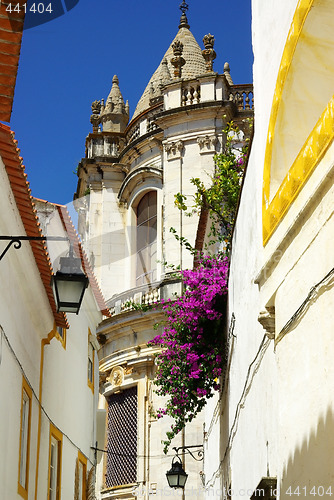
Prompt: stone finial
<box><xmin>172</xmin><ymin>40</ymin><xmax>184</xmax><ymax>56</ymax></box>
<box><xmin>104</xmin><ymin>96</ymin><xmax>113</xmax><ymax>113</ymax></box>
<box><xmin>115</xmin><ymin>96</ymin><xmax>123</xmax><ymax>113</ymax></box>
<box><xmin>161</xmin><ymin>57</ymin><xmax>171</xmax><ymax>83</ymax></box>
<box><xmin>203</xmin><ymin>33</ymin><xmax>215</xmax><ymax>49</ymax></box>
<box><xmin>179</xmin><ymin>0</ymin><xmax>190</xmax><ymax>29</ymax></box>
<box><xmin>91</xmin><ymin>100</ymin><xmax>101</xmax><ymax>115</ymax></box>
<box><xmin>149</xmin><ymin>81</ymin><xmax>155</xmax><ymax>96</ymax></box>
<box><xmin>224</xmin><ymin>62</ymin><xmax>234</xmax><ymax>85</ymax></box>
<box><xmin>112</xmin><ymin>74</ymin><xmax>119</xmax><ymax>85</ymax></box>
<box><xmin>90</xmin><ymin>100</ymin><xmax>101</xmax><ymax>132</ymax></box>
<box><xmin>202</xmin><ymin>33</ymin><xmax>216</xmax><ymax>72</ymax></box>
<box><xmin>171</xmin><ymin>40</ymin><xmax>186</xmax><ymax>78</ymax></box>
<box><xmin>125</xmin><ymin>100</ymin><xmax>129</xmax><ymax>116</ymax></box>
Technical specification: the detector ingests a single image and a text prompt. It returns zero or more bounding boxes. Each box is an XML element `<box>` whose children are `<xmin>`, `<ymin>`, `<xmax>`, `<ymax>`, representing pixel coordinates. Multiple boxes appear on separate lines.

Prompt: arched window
<box><xmin>136</xmin><ymin>191</ymin><xmax>157</xmax><ymax>285</ymax></box>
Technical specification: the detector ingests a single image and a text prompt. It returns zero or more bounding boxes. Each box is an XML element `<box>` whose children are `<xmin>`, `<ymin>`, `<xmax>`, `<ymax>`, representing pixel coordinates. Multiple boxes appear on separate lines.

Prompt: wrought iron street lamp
<box><xmin>0</xmin><ymin>236</ymin><xmax>89</xmax><ymax>314</ymax></box>
<box><xmin>166</xmin><ymin>455</ymin><xmax>188</xmax><ymax>488</ymax></box>
<box><xmin>51</xmin><ymin>243</ymin><xmax>89</xmax><ymax>314</ymax></box>
<box><xmin>166</xmin><ymin>445</ymin><xmax>204</xmax><ymax>489</ymax></box>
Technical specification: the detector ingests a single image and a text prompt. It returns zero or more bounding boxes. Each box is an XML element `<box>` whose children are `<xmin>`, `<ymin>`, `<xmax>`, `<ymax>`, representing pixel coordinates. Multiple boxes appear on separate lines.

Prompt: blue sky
<box><xmin>10</xmin><ymin>0</ymin><xmax>253</xmax><ymax>206</ymax></box>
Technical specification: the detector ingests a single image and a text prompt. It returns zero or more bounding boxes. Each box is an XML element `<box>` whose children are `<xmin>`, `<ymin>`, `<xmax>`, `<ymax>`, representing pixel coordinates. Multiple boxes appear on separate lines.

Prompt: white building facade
<box><xmin>74</xmin><ymin>4</ymin><xmax>252</xmax><ymax>500</ymax></box>
<box><xmin>0</xmin><ymin>123</ymin><xmax>105</xmax><ymax>499</ymax></box>
<box><xmin>203</xmin><ymin>0</ymin><xmax>334</xmax><ymax>498</ymax></box>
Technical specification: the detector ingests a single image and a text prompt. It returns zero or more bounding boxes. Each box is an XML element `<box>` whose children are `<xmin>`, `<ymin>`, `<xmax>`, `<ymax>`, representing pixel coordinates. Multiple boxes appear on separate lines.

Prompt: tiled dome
<box><xmin>132</xmin><ymin>25</ymin><xmax>206</xmax><ymax>120</ymax></box>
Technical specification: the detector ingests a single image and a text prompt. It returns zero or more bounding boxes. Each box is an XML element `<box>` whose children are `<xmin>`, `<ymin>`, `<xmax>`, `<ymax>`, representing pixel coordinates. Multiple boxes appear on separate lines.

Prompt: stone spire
<box><xmin>161</xmin><ymin>58</ymin><xmax>171</xmax><ymax>83</ymax></box>
<box><xmin>132</xmin><ymin>1</ymin><xmax>207</xmax><ymax>119</ymax></box>
<box><xmin>179</xmin><ymin>0</ymin><xmax>190</xmax><ymax>29</ymax></box>
<box><xmin>100</xmin><ymin>75</ymin><xmax>129</xmax><ymax>132</ymax></box>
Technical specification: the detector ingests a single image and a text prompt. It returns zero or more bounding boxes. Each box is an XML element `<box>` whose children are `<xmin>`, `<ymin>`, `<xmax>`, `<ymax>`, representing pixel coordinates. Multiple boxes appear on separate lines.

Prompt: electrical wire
<box><xmin>0</xmin><ymin>324</ymin><xmax>177</xmax><ymax>463</ymax></box>
<box><xmin>92</xmin><ymin>446</ymin><xmax>175</xmax><ymax>459</ymax></box>
<box><xmin>276</xmin><ymin>265</ymin><xmax>334</xmax><ymax>344</ymax></box>
<box><xmin>205</xmin><ymin>266</ymin><xmax>334</xmax><ymax>488</ymax></box>
<box><xmin>204</xmin><ymin>313</ymin><xmax>236</xmax><ymax>441</ymax></box>
<box><xmin>205</xmin><ymin>333</ymin><xmax>270</xmax><ymax>488</ymax></box>
<box><xmin>0</xmin><ymin>324</ymin><xmax>95</xmax><ymax>466</ymax></box>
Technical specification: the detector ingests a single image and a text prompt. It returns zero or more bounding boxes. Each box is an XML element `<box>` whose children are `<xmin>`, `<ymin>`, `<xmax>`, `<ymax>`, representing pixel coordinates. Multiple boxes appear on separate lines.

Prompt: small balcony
<box><xmin>106</xmin><ymin>274</ymin><xmax>182</xmax><ymax>317</ymax></box>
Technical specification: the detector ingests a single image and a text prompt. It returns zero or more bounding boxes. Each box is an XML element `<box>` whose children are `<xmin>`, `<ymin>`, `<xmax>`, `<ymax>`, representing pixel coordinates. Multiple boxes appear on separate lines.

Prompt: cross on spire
<box><xmin>179</xmin><ymin>0</ymin><xmax>189</xmax><ymax>15</ymax></box>
<box><xmin>179</xmin><ymin>0</ymin><xmax>190</xmax><ymax>29</ymax></box>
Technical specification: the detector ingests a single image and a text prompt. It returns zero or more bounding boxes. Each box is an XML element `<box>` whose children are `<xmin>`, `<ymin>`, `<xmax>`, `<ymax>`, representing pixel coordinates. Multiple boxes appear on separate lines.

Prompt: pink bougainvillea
<box><xmin>148</xmin><ymin>255</ymin><xmax>228</xmax><ymax>452</ymax></box>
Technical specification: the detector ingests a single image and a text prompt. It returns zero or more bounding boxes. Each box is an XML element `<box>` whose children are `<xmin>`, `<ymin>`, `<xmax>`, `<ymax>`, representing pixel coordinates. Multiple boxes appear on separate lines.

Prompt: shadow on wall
<box><xmin>281</xmin><ymin>406</ymin><xmax>334</xmax><ymax>499</ymax></box>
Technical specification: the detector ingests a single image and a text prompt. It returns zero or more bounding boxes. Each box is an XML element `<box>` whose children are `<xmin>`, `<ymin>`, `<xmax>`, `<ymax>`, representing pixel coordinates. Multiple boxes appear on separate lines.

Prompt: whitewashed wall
<box><xmin>204</xmin><ymin>0</ymin><xmax>334</xmax><ymax>498</ymax></box>
<box><xmin>0</xmin><ymin>157</ymin><xmax>103</xmax><ymax>498</ymax></box>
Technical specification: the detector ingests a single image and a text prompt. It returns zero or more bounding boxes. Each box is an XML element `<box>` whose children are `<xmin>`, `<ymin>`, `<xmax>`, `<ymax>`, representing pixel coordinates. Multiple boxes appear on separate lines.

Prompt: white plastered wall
<box><xmin>203</xmin><ymin>0</ymin><xmax>334</xmax><ymax>498</ymax></box>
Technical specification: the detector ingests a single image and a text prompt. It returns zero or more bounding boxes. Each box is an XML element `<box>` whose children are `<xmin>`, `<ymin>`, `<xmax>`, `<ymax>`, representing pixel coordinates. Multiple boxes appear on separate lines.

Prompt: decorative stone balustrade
<box><xmin>229</xmin><ymin>84</ymin><xmax>254</xmax><ymax>111</ymax></box>
<box><xmin>123</xmin><ymin>79</ymin><xmax>253</xmax><ymax>149</ymax></box>
<box><xmin>87</xmin><ymin>135</ymin><xmax>121</xmax><ymax>159</ymax></box>
<box><xmin>127</xmin><ymin>124</ymin><xmax>140</xmax><ymax>143</ymax></box>
<box><xmin>106</xmin><ymin>275</ymin><xmax>183</xmax><ymax>317</ymax></box>
<box><xmin>125</xmin><ymin>107</ymin><xmax>163</xmax><ymax>146</ymax></box>
<box><xmin>147</xmin><ymin>117</ymin><xmax>158</xmax><ymax>133</ymax></box>
<box><xmin>107</xmin><ymin>282</ymin><xmax>161</xmax><ymax>316</ymax></box>
<box><xmin>181</xmin><ymin>82</ymin><xmax>201</xmax><ymax>106</ymax></box>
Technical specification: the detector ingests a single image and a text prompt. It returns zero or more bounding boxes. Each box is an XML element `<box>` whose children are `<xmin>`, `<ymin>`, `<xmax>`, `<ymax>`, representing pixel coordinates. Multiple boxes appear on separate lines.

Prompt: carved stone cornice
<box><xmin>258</xmin><ymin>306</ymin><xmax>275</xmax><ymax>339</ymax></box>
<box><xmin>197</xmin><ymin>135</ymin><xmax>217</xmax><ymax>154</ymax></box>
<box><xmin>164</xmin><ymin>140</ymin><xmax>184</xmax><ymax>161</ymax></box>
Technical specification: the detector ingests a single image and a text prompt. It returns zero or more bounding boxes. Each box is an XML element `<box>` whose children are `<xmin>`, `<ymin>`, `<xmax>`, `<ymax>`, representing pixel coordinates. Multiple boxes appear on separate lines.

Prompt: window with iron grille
<box><xmin>106</xmin><ymin>387</ymin><xmax>137</xmax><ymax>487</ymax></box>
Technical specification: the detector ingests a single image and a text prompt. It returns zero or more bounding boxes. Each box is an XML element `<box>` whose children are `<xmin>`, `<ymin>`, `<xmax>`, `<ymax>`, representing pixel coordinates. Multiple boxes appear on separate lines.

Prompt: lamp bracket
<box><xmin>0</xmin><ymin>236</ymin><xmax>68</xmax><ymax>261</ymax></box>
<box><xmin>173</xmin><ymin>445</ymin><xmax>204</xmax><ymax>461</ymax></box>
<box><xmin>90</xmin><ymin>446</ymin><xmax>108</xmax><ymax>454</ymax></box>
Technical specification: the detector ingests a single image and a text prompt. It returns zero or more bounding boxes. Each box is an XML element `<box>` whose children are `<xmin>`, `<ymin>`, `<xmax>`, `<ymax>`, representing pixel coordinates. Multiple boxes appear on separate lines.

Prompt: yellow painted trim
<box><xmin>18</xmin><ymin>376</ymin><xmax>32</xmax><ymax>499</ymax></box>
<box><xmin>78</xmin><ymin>451</ymin><xmax>87</xmax><ymax>500</ymax></box>
<box><xmin>87</xmin><ymin>328</ymin><xmax>94</xmax><ymax>394</ymax></box>
<box><xmin>263</xmin><ymin>0</ymin><xmax>316</xmax><ymax>244</ymax></box>
<box><xmin>263</xmin><ymin>97</ymin><xmax>334</xmax><ymax>244</ymax></box>
<box><xmin>55</xmin><ymin>326</ymin><xmax>67</xmax><ymax>350</ymax></box>
<box><xmin>34</xmin><ymin>325</ymin><xmax>56</xmax><ymax>500</ymax></box>
<box><xmin>48</xmin><ymin>423</ymin><xmax>63</xmax><ymax>500</ymax></box>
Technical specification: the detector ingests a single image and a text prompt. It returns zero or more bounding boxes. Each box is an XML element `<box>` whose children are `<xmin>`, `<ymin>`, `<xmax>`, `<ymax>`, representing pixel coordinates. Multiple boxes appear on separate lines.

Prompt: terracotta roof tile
<box><xmin>0</xmin><ymin>2</ymin><xmax>24</xmax><ymax>122</ymax></box>
<box><xmin>0</xmin><ymin>123</ymin><xmax>68</xmax><ymax>328</ymax></box>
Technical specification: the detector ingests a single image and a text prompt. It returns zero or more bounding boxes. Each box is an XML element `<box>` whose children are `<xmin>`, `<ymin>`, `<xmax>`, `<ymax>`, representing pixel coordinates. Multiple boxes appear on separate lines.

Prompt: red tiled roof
<box><xmin>55</xmin><ymin>204</ymin><xmax>110</xmax><ymax>317</ymax></box>
<box><xmin>0</xmin><ymin>123</ymin><xmax>68</xmax><ymax>328</ymax></box>
<box><xmin>0</xmin><ymin>1</ymin><xmax>25</xmax><ymax>122</ymax></box>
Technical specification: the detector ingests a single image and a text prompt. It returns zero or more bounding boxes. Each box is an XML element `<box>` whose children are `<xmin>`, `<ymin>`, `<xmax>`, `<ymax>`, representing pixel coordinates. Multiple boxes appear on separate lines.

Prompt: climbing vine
<box><xmin>148</xmin><ymin>256</ymin><xmax>228</xmax><ymax>452</ymax></box>
<box><xmin>175</xmin><ymin>121</ymin><xmax>249</xmax><ymax>254</ymax></box>
<box><xmin>148</xmin><ymin>122</ymin><xmax>249</xmax><ymax>452</ymax></box>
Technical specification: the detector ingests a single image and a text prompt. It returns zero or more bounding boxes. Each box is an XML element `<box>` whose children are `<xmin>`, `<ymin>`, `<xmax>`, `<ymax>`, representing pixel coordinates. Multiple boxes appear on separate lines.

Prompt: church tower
<box><xmin>74</xmin><ymin>3</ymin><xmax>253</xmax><ymax>498</ymax></box>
